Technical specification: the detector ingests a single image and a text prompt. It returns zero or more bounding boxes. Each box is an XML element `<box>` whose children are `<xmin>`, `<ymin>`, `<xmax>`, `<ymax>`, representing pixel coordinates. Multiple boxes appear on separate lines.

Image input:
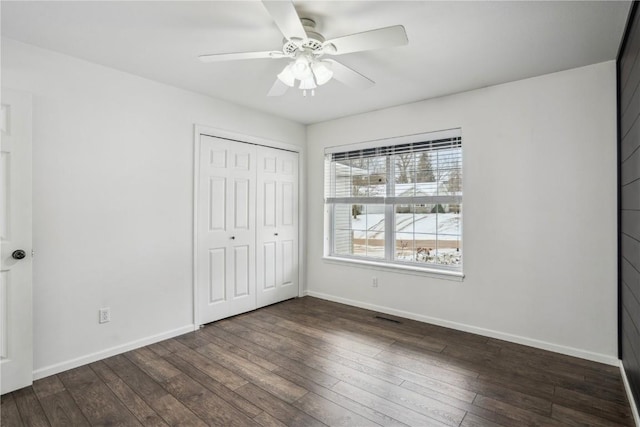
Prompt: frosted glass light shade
<box><xmin>292</xmin><ymin>57</ymin><xmax>312</xmax><ymax>80</ymax></box>
<box><xmin>299</xmin><ymin>77</ymin><xmax>317</xmax><ymax>90</ymax></box>
<box><xmin>277</xmin><ymin>63</ymin><xmax>295</xmax><ymax>87</ymax></box>
<box><xmin>311</xmin><ymin>61</ymin><xmax>333</xmax><ymax>86</ymax></box>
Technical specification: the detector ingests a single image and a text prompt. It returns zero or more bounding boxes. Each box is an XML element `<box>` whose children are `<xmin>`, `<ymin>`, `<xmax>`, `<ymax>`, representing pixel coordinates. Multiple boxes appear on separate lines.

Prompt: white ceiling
<box><xmin>1</xmin><ymin>1</ymin><xmax>631</xmax><ymax>125</ymax></box>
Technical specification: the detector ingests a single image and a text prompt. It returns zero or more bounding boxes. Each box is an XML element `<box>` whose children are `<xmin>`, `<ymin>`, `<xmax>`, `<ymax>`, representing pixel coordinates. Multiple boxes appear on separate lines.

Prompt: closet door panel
<box><xmin>263</xmin><ymin>242</ymin><xmax>277</xmax><ymax>290</ymax></box>
<box><xmin>208</xmin><ymin>248</ymin><xmax>226</xmax><ymax>303</ymax></box>
<box><xmin>281</xmin><ymin>239</ymin><xmax>294</xmax><ymax>286</ymax></box>
<box><xmin>257</xmin><ymin>147</ymin><xmax>299</xmax><ymax>308</ymax></box>
<box><xmin>198</xmin><ymin>136</ymin><xmax>256</xmax><ymax>324</ymax></box>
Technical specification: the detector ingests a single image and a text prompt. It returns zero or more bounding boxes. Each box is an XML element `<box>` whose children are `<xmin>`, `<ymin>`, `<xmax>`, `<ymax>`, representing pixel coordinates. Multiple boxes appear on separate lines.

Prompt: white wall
<box><xmin>2</xmin><ymin>38</ymin><xmax>306</xmax><ymax>377</ymax></box>
<box><xmin>306</xmin><ymin>61</ymin><xmax>618</xmax><ymax>364</ymax></box>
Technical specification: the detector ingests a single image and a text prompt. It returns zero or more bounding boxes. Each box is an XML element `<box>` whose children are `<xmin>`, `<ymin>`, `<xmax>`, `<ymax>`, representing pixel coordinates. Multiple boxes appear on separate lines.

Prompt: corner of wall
<box><xmin>620</xmin><ymin>361</ymin><xmax>640</xmax><ymax>426</ymax></box>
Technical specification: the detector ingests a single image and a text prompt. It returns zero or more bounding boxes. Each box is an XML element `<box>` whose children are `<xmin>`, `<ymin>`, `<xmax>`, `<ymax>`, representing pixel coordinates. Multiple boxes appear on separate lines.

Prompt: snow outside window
<box><xmin>324</xmin><ymin>129</ymin><xmax>462</xmax><ymax>273</ymax></box>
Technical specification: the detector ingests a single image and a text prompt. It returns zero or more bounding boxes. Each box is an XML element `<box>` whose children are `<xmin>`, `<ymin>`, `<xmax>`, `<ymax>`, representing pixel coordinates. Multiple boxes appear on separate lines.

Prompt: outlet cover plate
<box><xmin>99</xmin><ymin>308</ymin><xmax>111</xmax><ymax>324</ymax></box>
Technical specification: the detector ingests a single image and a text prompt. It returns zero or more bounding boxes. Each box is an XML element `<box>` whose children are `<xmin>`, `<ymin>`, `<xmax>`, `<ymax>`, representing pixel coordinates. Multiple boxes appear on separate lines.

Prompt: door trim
<box><xmin>192</xmin><ymin>124</ymin><xmax>305</xmax><ymax>329</ymax></box>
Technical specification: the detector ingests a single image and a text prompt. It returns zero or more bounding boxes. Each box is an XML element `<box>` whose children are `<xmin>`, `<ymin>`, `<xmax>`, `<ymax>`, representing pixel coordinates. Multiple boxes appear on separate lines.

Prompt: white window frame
<box><xmin>323</xmin><ymin>128</ymin><xmax>463</xmax><ymax>279</ymax></box>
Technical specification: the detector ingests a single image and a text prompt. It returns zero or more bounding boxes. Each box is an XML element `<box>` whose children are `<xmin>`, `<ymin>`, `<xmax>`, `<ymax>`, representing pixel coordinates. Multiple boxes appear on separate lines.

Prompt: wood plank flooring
<box><xmin>2</xmin><ymin>297</ymin><xmax>635</xmax><ymax>426</ymax></box>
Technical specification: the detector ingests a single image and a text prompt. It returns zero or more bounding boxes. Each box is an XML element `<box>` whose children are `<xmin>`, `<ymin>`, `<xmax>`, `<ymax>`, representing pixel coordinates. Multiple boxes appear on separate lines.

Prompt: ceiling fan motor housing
<box><xmin>283</xmin><ymin>18</ymin><xmax>325</xmax><ymax>55</ymax></box>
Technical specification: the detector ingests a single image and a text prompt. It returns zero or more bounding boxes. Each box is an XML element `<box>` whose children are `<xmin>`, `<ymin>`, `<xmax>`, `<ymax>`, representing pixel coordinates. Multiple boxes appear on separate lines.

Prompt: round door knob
<box><xmin>230</xmin><ymin>236</ymin><xmax>235</xmax><ymax>240</ymax></box>
<box><xmin>274</xmin><ymin>233</ymin><xmax>279</xmax><ymax>236</ymax></box>
<box><xmin>12</xmin><ymin>249</ymin><xmax>26</xmax><ymax>260</ymax></box>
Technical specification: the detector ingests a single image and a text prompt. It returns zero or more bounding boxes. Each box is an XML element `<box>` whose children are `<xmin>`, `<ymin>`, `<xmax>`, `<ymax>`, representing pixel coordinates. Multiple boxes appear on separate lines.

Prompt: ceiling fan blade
<box><xmin>325</xmin><ymin>59</ymin><xmax>374</xmax><ymax>90</ymax></box>
<box><xmin>262</xmin><ymin>1</ymin><xmax>307</xmax><ymax>41</ymax></box>
<box><xmin>268</xmin><ymin>79</ymin><xmax>290</xmax><ymax>97</ymax></box>
<box><xmin>198</xmin><ymin>51</ymin><xmax>285</xmax><ymax>63</ymax></box>
<box><xmin>324</xmin><ymin>25</ymin><xmax>408</xmax><ymax>56</ymax></box>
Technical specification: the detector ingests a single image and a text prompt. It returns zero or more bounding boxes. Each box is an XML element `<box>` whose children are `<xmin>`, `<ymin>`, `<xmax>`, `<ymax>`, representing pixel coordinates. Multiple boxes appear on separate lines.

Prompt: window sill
<box><xmin>322</xmin><ymin>256</ymin><xmax>464</xmax><ymax>282</ymax></box>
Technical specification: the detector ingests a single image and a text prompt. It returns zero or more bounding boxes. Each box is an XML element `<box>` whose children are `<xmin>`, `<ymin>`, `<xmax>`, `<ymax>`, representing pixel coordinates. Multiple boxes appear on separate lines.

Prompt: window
<box><xmin>324</xmin><ymin>129</ymin><xmax>462</xmax><ymax>274</ymax></box>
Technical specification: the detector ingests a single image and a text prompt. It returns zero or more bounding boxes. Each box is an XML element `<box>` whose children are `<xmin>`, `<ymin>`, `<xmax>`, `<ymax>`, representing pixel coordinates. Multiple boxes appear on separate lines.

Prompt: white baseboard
<box><xmin>32</xmin><ymin>324</ymin><xmax>195</xmax><ymax>380</ymax></box>
<box><xmin>305</xmin><ymin>291</ymin><xmax>619</xmax><ymax>366</ymax></box>
<box><xmin>620</xmin><ymin>361</ymin><xmax>640</xmax><ymax>427</ymax></box>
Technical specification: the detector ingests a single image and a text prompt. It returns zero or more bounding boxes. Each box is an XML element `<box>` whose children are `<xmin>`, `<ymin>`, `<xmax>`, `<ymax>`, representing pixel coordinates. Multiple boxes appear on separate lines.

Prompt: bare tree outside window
<box><xmin>417</xmin><ymin>152</ymin><xmax>435</xmax><ymax>183</ymax></box>
<box><xmin>395</xmin><ymin>153</ymin><xmax>414</xmax><ymax>184</ymax></box>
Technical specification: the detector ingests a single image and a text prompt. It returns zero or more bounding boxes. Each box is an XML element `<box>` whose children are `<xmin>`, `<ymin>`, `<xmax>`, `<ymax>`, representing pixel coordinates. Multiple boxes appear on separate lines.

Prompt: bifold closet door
<box><xmin>198</xmin><ymin>135</ymin><xmax>256</xmax><ymax>324</ymax></box>
<box><xmin>256</xmin><ymin>146</ymin><xmax>299</xmax><ymax>308</ymax></box>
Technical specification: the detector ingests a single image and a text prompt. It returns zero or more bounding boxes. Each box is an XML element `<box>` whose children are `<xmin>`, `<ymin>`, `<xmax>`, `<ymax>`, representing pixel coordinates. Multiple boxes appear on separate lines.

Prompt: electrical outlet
<box><xmin>99</xmin><ymin>307</ymin><xmax>111</xmax><ymax>324</ymax></box>
<box><xmin>372</xmin><ymin>277</ymin><xmax>378</xmax><ymax>288</ymax></box>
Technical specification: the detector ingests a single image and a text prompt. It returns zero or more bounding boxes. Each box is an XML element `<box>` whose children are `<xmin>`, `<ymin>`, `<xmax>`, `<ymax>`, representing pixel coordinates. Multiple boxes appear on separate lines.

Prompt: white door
<box><xmin>256</xmin><ymin>147</ymin><xmax>298</xmax><ymax>308</ymax></box>
<box><xmin>1</xmin><ymin>89</ymin><xmax>33</xmax><ymax>394</ymax></box>
<box><xmin>198</xmin><ymin>135</ymin><xmax>256</xmax><ymax>324</ymax></box>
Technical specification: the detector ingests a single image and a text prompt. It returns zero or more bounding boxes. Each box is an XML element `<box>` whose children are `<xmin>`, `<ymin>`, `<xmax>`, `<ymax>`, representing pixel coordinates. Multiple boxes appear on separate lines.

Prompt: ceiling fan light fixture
<box><xmin>277</xmin><ymin>63</ymin><xmax>296</xmax><ymax>87</ymax></box>
<box><xmin>311</xmin><ymin>61</ymin><xmax>333</xmax><ymax>86</ymax></box>
<box><xmin>199</xmin><ymin>1</ymin><xmax>409</xmax><ymax>98</ymax></box>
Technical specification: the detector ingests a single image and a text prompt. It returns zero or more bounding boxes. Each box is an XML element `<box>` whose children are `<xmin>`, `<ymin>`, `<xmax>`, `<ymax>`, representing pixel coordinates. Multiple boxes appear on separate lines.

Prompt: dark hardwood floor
<box><xmin>1</xmin><ymin>296</ymin><xmax>635</xmax><ymax>426</ymax></box>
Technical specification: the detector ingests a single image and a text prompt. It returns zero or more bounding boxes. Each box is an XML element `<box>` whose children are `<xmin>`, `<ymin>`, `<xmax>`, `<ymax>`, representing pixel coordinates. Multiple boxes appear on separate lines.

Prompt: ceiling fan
<box><xmin>198</xmin><ymin>0</ymin><xmax>408</xmax><ymax>97</ymax></box>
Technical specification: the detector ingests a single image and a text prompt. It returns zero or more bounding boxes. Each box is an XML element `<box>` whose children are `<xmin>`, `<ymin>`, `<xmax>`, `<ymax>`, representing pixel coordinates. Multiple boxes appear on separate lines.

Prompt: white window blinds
<box><xmin>324</xmin><ymin>128</ymin><xmax>463</xmax><ymax>271</ymax></box>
